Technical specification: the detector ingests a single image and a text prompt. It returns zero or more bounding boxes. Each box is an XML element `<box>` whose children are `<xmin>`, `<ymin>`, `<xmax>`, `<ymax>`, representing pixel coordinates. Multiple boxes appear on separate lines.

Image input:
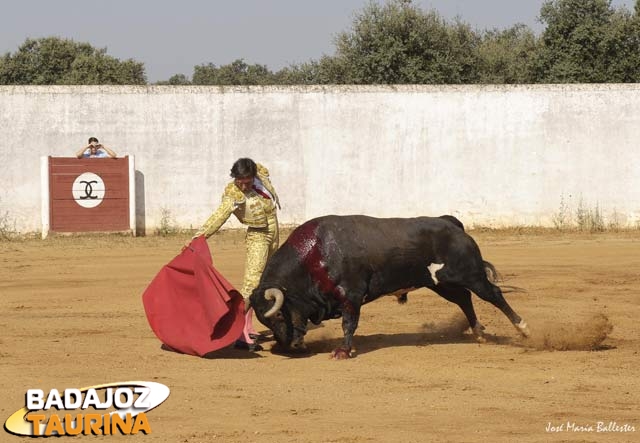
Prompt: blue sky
<box><xmin>0</xmin><ymin>0</ymin><xmax>636</xmax><ymax>82</ymax></box>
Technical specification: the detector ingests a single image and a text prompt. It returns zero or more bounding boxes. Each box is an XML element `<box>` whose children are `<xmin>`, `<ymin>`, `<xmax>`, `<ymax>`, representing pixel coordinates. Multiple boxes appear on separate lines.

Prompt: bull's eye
<box><xmin>274</xmin><ymin>311</ymin><xmax>285</xmax><ymax>320</ymax></box>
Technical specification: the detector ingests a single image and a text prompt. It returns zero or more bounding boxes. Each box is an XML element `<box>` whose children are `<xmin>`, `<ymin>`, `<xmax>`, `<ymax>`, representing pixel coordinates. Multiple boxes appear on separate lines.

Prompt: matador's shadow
<box><xmin>160</xmin><ymin>343</ymin><xmax>264</xmax><ymax>360</ymax></box>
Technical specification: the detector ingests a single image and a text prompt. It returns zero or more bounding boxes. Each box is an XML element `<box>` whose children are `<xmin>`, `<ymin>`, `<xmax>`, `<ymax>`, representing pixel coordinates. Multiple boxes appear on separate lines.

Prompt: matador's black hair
<box><xmin>230</xmin><ymin>158</ymin><xmax>257</xmax><ymax>178</ymax></box>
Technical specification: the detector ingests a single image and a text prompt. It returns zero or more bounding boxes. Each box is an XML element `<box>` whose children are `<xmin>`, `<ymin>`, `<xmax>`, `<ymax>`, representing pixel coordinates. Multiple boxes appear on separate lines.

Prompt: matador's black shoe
<box><xmin>248</xmin><ymin>333</ymin><xmax>269</xmax><ymax>343</ymax></box>
<box><xmin>234</xmin><ymin>340</ymin><xmax>263</xmax><ymax>352</ymax></box>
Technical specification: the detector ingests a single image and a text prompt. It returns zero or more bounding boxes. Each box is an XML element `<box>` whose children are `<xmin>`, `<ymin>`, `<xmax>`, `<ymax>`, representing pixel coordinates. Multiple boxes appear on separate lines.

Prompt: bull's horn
<box><xmin>263</xmin><ymin>288</ymin><xmax>284</xmax><ymax>318</ymax></box>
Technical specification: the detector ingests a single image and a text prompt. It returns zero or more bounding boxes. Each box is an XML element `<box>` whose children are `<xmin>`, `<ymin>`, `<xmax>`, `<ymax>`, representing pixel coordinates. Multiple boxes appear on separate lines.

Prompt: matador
<box><xmin>193</xmin><ymin>158</ymin><xmax>280</xmax><ymax>350</ymax></box>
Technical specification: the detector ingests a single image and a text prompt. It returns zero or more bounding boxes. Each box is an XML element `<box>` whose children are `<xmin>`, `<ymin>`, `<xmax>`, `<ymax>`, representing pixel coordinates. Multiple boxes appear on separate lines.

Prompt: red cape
<box><xmin>142</xmin><ymin>236</ymin><xmax>245</xmax><ymax>356</ymax></box>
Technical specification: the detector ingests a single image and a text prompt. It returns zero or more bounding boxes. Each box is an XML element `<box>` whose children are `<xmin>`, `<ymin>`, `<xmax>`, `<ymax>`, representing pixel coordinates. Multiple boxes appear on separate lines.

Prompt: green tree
<box><xmin>600</xmin><ymin>8</ymin><xmax>640</xmax><ymax>82</ymax></box>
<box><xmin>155</xmin><ymin>74</ymin><xmax>192</xmax><ymax>85</ymax></box>
<box><xmin>477</xmin><ymin>24</ymin><xmax>538</xmax><ymax>83</ymax></box>
<box><xmin>533</xmin><ymin>0</ymin><xmax>619</xmax><ymax>82</ymax></box>
<box><xmin>273</xmin><ymin>56</ymin><xmax>349</xmax><ymax>84</ymax></box>
<box><xmin>532</xmin><ymin>0</ymin><xmax>640</xmax><ymax>83</ymax></box>
<box><xmin>62</xmin><ymin>53</ymin><xmax>146</xmax><ymax>85</ymax></box>
<box><xmin>330</xmin><ymin>0</ymin><xmax>481</xmax><ymax>84</ymax></box>
<box><xmin>0</xmin><ymin>37</ymin><xmax>146</xmax><ymax>85</ymax></box>
<box><xmin>272</xmin><ymin>63</ymin><xmax>318</xmax><ymax>85</ymax></box>
<box><xmin>192</xmin><ymin>59</ymin><xmax>276</xmax><ymax>85</ymax></box>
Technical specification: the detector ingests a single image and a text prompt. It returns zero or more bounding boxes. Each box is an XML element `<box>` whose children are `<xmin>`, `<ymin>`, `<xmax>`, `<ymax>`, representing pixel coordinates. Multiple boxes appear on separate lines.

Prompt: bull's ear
<box><xmin>309</xmin><ymin>307</ymin><xmax>326</xmax><ymax>325</ymax></box>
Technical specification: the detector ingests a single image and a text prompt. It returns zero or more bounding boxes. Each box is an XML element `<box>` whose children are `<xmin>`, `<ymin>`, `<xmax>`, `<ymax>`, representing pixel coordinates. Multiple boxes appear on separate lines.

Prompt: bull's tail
<box><xmin>483</xmin><ymin>260</ymin><xmax>527</xmax><ymax>294</ymax></box>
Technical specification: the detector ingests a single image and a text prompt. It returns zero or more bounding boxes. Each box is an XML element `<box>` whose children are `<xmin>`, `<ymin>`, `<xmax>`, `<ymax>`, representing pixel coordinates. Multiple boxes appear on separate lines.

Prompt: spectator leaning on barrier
<box><xmin>76</xmin><ymin>137</ymin><xmax>117</xmax><ymax>158</ymax></box>
<box><xmin>189</xmin><ymin>157</ymin><xmax>281</xmax><ymax>352</ymax></box>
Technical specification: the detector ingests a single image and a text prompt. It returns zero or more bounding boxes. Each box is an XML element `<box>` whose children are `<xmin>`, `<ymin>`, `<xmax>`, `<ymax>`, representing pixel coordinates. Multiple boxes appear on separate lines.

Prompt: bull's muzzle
<box><xmin>290</xmin><ymin>339</ymin><xmax>308</xmax><ymax>352</ymax></box>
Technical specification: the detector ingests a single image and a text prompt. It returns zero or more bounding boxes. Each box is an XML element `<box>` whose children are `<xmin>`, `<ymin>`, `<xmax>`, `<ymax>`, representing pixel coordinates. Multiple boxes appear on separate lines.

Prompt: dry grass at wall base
<box><xmin>0</xmin><ymin>209</ymin><xmax>18</xmax><ymax>241</ymax></box>
<box><xmin>552</xmin><ymin>194</ymin><xmax>635</xmax><ymax>233</ymax></box>
<box><xmin>1</xmin><ymin>199</ymin><xmax>638</xmax><ymax>243</ymax></box>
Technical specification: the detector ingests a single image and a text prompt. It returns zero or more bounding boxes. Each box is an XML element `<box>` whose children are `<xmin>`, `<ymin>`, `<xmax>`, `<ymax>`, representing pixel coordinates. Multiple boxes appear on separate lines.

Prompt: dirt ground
<box><xmin>1</xmin><ymin>229</ymin><xmax>639</xmax><ymax>442</ymax></box>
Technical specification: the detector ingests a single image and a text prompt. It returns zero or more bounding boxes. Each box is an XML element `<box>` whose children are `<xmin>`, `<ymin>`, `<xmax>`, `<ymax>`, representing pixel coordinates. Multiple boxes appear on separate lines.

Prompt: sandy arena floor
<box><xmin>1</xmin><ymin>229</ymin><xmax>639</xmax><ymax>442</ymax></box>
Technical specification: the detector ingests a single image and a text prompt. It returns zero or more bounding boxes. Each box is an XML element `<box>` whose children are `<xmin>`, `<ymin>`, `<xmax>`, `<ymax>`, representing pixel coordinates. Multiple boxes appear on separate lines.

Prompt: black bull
<box><xmin>249</xmin><ymin>215</ymin><xmax>530</xmax><ymax>359</ymax></box>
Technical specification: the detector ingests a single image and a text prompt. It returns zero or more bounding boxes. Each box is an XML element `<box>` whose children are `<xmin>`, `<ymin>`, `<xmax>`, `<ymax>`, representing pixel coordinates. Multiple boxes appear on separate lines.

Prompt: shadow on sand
<box><xmin>160</xmin><ymin>343</ymin><xmax>264</xmax><ymax>360</ymax></box>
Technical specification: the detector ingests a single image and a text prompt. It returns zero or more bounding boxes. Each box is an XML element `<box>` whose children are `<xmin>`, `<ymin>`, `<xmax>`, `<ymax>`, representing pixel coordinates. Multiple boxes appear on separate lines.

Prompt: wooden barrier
<box><xmin>41</xmin><ymin>156</ymin><xmax>136</xmax><ymax>237</ymax></box>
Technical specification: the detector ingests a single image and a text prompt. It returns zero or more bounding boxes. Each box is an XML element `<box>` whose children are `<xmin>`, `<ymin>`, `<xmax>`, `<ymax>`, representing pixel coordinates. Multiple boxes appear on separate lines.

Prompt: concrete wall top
<box><xmin>3</xmin><ymin>83</ymin><xmax>640</xmax><ymax>94</ymax></box>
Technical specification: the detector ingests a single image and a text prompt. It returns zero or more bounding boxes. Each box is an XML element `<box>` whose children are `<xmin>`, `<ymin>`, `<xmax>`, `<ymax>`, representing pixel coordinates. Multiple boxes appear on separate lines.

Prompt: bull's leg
<box><xmin>468</xmin><ymin>279</ymin><xmax>530</xmax><ymax>337</ymax></box>
<box><xmin>431</xmin><ymin>284</ymin><xmax>486</xmax><ymax>342</ymax></box>
<box><xmin>331</xmin><ymin>308</ymin><xmax>361</xmax><ymax>360</ymax></box>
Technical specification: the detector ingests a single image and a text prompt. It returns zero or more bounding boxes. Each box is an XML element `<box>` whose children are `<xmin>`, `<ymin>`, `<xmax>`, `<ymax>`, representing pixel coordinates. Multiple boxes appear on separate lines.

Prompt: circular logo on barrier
<box><xmin>72</xmin><ymin>172</ymin><xmax>105</xmax><ymax>208</ymax></box>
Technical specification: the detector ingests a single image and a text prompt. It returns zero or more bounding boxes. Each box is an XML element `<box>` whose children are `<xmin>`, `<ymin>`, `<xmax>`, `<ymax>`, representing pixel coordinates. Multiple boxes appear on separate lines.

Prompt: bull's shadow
<box><xmin>271</xmin><ymin>329</ymin><xmax>516</xmax><ymax>358</ymax></box>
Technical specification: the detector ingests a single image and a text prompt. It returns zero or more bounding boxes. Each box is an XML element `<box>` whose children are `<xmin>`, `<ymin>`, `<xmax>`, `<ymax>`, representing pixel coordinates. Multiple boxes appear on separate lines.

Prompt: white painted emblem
<box><xmin>427</xmin><ymin>263</ymin><xmax>445</xmax><ymax>285</ymax></box>
<box><xmin>72</xmin><ymin>172</ymin><xmax>105</xmax><ymax>208</ymax></box>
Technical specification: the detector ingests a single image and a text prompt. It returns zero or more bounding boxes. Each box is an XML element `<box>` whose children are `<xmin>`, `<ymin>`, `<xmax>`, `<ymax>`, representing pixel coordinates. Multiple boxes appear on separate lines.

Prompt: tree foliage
<box><xmin>535</xmin><ymin>0</ymin><xmax>614</xmax><ymax>82</ymax></box>
<box><xmin>5</xmin><ymin>1</ymin><xmax>640</xmax><ymax>86</ymax></box>
<box><xmin>274</xmin><ymin>56</ymin><xmax>350</xmax><ymax>85</ymax></box>
<box><xmin>155</xmin><ymin>74</ymin><xmax>191</xmax><ymax>85</ymax></box>
<box><xmin>0</xmin><ymin>37</ymin><xmax>146</xmax><ymax>85</ymax></box>
<box><xmin>534</xmin><ymin>0</ymin><xmax>640</xmax><ymax>82</ymax></box>
<box><xmin>477</xmin><ymin>24</ymin><xmax>538</xmax><ymax>84</ymax></box>
<box><xmin>330</xmin><ymin>0</ymin><xmax>480</xmax><ymax>84</ymax></box>
<box><xmin>603</xmin><ymin>8</ymin><xmax>640</xmax><ymax>82</ymax></box>
<box><xmin>192</xmin><ymin>59</ymin><xmax>276</xmax><ymax>85</ymax></box>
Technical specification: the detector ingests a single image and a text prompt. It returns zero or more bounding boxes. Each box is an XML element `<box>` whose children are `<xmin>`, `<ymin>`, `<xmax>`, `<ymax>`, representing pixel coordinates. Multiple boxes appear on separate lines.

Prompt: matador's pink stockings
<box><xmin>241</xmin><ymin>308</ymin><xmax>258</xmax><ymax>343</ymax></box>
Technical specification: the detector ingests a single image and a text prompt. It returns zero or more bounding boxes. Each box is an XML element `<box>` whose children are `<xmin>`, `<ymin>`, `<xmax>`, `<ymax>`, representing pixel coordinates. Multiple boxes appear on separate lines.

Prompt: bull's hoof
<box><xmin>515</xmin><ymin>320</ymin><xmax>531</xmax><ymax>338</ymax></box>
<box><xmin>472</xmin><ymin>322</ymin><xmax>486</xmax><ymax>343</ymax></box>
<box><xmin>330</xmin><ymin>347</ymin><xmax>353</xmax><ymax>360</ymax></box>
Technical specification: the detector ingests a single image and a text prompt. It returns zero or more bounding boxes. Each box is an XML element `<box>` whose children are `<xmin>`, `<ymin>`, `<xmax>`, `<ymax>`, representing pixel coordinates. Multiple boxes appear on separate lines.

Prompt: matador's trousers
<box><xmin>240</xmin><ymin>213</ymin><xmax>279</xmax><ymax>300</ymax></box>
<box><xmin>239</xmin><ymin>213</ymin><xmax>279</xmax><ymax>344</ymax></box>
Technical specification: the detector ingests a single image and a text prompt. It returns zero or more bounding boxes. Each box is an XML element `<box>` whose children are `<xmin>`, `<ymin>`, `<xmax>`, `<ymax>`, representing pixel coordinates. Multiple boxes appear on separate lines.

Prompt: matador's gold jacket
<box><xmin>196</xmin><ymin>164</ymin><xmax>280</xmax><ymax>238</ymax></box>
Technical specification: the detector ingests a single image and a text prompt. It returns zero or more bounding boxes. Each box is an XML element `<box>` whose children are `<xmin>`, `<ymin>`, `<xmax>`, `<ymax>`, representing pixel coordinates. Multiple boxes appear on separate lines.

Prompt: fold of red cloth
<box><xmin>142</xmin><ymin>236</ymin><xmax>245</xmax><ymax>356</ymax></box>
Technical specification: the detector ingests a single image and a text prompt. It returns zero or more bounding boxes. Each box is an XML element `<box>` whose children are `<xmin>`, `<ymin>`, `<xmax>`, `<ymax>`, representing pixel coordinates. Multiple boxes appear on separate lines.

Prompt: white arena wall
<box><xmin>1</xmin><ymin>84</ymin><xmax>639</xmax><ymax>234</ymax></box>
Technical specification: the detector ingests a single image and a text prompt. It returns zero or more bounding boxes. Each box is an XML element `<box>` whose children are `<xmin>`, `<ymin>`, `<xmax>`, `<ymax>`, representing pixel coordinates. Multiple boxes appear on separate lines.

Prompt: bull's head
<box><xmin>249</xmin><ymin>287</ymin><xmax>309</xmax><ymax>353</ymax></box>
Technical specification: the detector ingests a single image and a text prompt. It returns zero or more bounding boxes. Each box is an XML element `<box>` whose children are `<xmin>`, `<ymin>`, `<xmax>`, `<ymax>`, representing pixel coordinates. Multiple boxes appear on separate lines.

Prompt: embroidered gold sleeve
<box><xmin>195</xmin><ymin>196</ymin><xmax>235</xmax><ymax>238</ymax></box>
<box><xmin>256</xmin><ymin>163</ymin><xmax>269</xmax><ymax>177</ymax></box>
